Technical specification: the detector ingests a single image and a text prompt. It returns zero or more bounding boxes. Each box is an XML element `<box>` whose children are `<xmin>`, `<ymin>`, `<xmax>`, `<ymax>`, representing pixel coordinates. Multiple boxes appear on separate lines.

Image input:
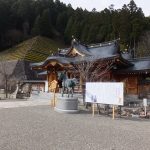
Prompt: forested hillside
<box><xmin>0</xmin><ymin>36</ymin><xmax>65</xmax><ymax>62</ymax></box>
<box><xmin>0</xmin><ymin>0</ymin><xmax>150</xmax><ymax>56</ymax></box>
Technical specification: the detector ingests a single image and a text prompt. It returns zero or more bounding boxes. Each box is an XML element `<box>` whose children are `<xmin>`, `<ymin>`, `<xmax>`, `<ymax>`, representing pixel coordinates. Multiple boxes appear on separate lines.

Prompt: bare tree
<box><xmin>0</xmin><ymin>57</ymin><xmax>26</xmax><ymax>98</ymax></box>
<box><xmin>0</xmin><ymin>57</ymin><xmax>11</xmax><ymax>98</ymax></box>
<box><xmin>71</xmin><ymin>56</ymin><xmax>115</xmax><ymax>82</ymax></box>
<box><xmin>136</xmin><ymin>31</ymin><xmax>150</xmax><ymax>57</ymax></box>
<box><xmin>71</xmin><ymin>56</ymin><xmax>115</xmax><ymax>104</ymax></box>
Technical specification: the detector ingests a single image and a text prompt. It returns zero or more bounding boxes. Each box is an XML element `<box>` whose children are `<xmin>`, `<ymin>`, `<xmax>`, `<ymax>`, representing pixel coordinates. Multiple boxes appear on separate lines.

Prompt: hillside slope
<box><xmin>0</xmin><ymin>36</ymin><xmax>66</xmax><ymax>62</ymax></box>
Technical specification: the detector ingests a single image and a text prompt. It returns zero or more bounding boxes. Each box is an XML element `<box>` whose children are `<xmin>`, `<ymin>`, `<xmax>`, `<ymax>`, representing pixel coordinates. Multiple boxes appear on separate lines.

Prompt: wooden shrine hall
<box><xmin>31</xmin><ymin>38</ymin><xmax>150</xmax><ymax>98</ymax></box>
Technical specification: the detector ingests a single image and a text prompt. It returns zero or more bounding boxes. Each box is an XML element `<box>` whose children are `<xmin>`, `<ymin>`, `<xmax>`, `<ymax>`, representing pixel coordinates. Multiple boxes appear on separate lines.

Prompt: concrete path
<box><xmin>0</xmin><ymin>99</ymin><xmax>50</xmax><ymax>109</ymax></box>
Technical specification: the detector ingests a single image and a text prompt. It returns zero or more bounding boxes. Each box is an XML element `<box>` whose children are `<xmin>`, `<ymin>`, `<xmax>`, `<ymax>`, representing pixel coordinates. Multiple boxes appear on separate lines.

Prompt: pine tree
<box><xmin>38</xmin><ymin>9</ymin><xmax>54</xmax><ymax>37</ymax></box>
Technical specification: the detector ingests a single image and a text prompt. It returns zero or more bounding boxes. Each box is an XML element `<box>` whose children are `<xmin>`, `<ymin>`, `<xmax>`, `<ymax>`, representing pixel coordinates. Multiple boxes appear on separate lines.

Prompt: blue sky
<box><xmin>59</xmin><ymin>0</ymin><xmax>150</xmax><ymax>16</ymax></box>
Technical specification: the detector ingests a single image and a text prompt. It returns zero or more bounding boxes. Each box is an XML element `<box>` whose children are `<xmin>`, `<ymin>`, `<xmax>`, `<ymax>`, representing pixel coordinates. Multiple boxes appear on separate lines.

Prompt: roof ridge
<box><xmin>129</xmin><ymin>57</ymin><xmax>150</xmax><ymax>61</ymax></box>
<box><xmin>87</xmin><ymin>40</ymin><xmax>118</xmax><ymax>48</ymax></box>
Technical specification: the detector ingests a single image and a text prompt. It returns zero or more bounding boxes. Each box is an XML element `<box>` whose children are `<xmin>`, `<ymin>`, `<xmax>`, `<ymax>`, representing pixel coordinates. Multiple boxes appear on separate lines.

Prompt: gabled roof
<box><xmin>67</xmin><ymin>41</ymin><xmax>92</xmax><ymax>56</ymax></box>
<box><xmin>31</xmin><ymin>56</ymin><xmax>71</xmax><ymax>70</ymax></box>
<box><xmin>65</xmin><ymin>39</ymin><xmax>120</xmax><ymax>58</ymax></box>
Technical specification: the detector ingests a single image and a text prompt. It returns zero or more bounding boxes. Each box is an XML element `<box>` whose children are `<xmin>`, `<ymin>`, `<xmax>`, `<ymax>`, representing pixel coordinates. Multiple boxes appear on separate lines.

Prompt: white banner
<box><xmin>85</xmin><ymin>82</ymin><xmax>124</xmax><ymax>105</ymax></box>
<box><xmin>143</xmin><ymin>98</ymin><xmax>147</xmax><ymax>107</ymax></box>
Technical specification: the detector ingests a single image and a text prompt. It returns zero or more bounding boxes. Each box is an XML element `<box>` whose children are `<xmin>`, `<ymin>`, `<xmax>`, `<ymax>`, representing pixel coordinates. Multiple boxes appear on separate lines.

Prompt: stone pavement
<box><xmin>0</xmin><ymin>93</ymin><xmax>83</xmax><ymax>109</ymax></box>
<box><xmin>0</xmin><ymin>93</ymin><xmax>150</xmax><ymax>150</ymax></box>
<box><xmin>0</xmin><ymin>105</ymin><xmax>150</xmax><ymax>150</ymax></box>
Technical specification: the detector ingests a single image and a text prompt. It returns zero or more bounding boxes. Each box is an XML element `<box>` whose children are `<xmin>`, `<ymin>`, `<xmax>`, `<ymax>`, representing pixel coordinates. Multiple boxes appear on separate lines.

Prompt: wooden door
<box><xmin>126</xmin><ymin>76</ymin><xmax>138</xmax><ymax>94</ymax></box>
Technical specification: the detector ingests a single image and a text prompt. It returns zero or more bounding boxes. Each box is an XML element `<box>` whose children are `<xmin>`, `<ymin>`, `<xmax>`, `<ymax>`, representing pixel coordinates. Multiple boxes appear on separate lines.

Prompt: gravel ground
<box><xmin>0</xmin><ymin>105</ymin><xmax>150</xmax><ymax>150</ymax></box>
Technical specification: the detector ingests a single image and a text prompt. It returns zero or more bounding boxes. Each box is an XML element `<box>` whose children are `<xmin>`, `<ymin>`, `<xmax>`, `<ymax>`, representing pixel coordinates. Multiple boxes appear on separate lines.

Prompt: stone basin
<box><xmin>54</xmin><ymin>97</ymin><xmax>79</xmax><ymax>113</ymax></box>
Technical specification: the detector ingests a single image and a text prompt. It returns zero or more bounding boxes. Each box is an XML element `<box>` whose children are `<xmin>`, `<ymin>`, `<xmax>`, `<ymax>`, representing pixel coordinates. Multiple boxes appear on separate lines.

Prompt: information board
<box><xmin>49</xmin><ymin>80</ymin><xmax>58</xmax><ymax>90</ymax></box>
<box><xmin>85</xmin><ymin>82</ymin><xmax>124</xmax><ymax>105</ymax></box>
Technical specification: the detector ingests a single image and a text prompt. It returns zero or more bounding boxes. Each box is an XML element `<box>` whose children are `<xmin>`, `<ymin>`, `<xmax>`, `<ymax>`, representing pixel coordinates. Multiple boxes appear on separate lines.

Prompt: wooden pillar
<box><xmin>70</xmin><ymin>72</ymin><xmax>73</xmax><ymax>78</ymax></box>
<box><xmin>79</xmin><ymin>73</ymin><xmax>83</xmax><ymax>91</ymax></box>
<box><xmin>47</xmin><ymin>71</ymin><xmax>49</xmax><ymax>92</ymax></box>
<box><xmin>137</xmin><ymin>75</ymin><xmax>140</xmax><ymax>97</ymax></box>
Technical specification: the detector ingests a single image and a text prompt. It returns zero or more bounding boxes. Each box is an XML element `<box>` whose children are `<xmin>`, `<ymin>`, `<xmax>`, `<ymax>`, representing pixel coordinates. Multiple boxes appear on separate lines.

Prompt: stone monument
<box><xmin>54</xmin><ymin>72</ymin><xmax>79</xmax><ymax>113</ymax></box>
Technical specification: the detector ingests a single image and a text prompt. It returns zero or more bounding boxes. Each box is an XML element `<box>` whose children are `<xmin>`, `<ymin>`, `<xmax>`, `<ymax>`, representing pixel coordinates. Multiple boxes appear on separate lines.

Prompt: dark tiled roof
<box><xmin>31</xmin><ymin>56</ymin><xmax>70</xmax><ymax>68</ymax></box>
<box><xmin>66</xmin><ymin>40</ymin><xmax>122</xmax><ymax>64</ymax></box>
<box><xmin>69</xmin><ymin>55</ymin><xmax>119</xmax><ymax>64</ymax></box>
<box><xmin>88</xmin><ymin>41</ymin><xmax>119</xmax><ymax>57</ymax></box>
<box><xmin>37</xmin><ymin>71</ymin><xmax>47</xmax><ymax>75</ymax></box>
<box><xmin>114</xmin><ymin>58</ymin><xmax>150</xmax><ymax>74</ymax></box>
<box><xmin>65</xmin><ymin>39</ymin><xmax>119</xmax><ymax>58</ymax></box>
<box><xmin>58</xmin><ymin>48</ymin><xmax>69</xmax><ymax>55</ymax></box>
<box><xmin>121</xmin><ymin>52</ymin><xmax>133</xmax><ymax>60</ymax></box>
<box><xmin>73</xmin><ymin>43</ymin><xmax>92</xmax><ymax>56</ymax></box>
<box><xmin>45</xmin><ymin>56</ymin><xmax>70</xmax><ymax>64</ymax></box>
<box><xmin>31</xmin><ymin>39</ymin><xmax>126</xmax><ymax>68</ymax></box>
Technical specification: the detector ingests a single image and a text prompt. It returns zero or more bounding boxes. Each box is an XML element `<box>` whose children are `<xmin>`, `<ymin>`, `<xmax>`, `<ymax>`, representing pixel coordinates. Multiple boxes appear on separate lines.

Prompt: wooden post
<box><xmin>79</xmin><ymin>73</ymin><xmax>83</xmax><ymax>91</ymax></box>
<box><xmin>144</xmin><ymin>106</ymin><xmax>147</xmax><ymax>116</ymax></box>
<box><xmin>112</xmin><ymin>106</ymin><xmax>115</xmax><ymax>119</ymax></box>
<box><xmin>52</xmin><ymin>89</ymin><xmax>56</xmax><ymax>107</ymax></box>
<box><xmin>49</xmin><ymin>80</ymin><xmax>58</xmax><ymax>108</ymax></box>
<box><xmin>92</xmin><ymin>103</ymin><xmax>95</xmax><ymax>117</ymax></box>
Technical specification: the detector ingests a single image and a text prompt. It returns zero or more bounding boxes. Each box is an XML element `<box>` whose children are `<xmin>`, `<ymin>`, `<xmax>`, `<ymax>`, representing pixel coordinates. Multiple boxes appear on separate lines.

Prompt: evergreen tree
<box><xmin>56</xmin><ymin>12</ymin><xmax>68</xmax><ymax>34</ymax></box>
<box><xmin>81</xmin><ymin>25</ymin><xmax>89</xmax><ymax>43</ymax></box>
<box><xmin>0</xmin><ymin>0</ymin><xmax>149</xmax><ymax>52</ymax></box>
<box><xmin>87</xmin><ymin>25</ymin><xmax>98</xmax><ymax>43</ymax></box>
<box><xmin>38</xmin><ymin>9</ymin><xmax>54</xmax><ymax>37</ymax></box>
<box><xmin>64</xmin><ymin>17</ymin><xmax>74</xmax><ymax>43</ymax></box>
<box><xmin>31</xmin><ymin>15</ymin><xmax>41</xmax><ymax>36</ymax></box>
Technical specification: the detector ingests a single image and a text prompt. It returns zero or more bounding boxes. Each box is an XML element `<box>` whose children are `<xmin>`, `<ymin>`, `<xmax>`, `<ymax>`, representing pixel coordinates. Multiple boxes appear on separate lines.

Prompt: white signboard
<box><xmin>143</xmin><ymin>98</ymin><xmax>147</xmax><ymax>107</ymax></box>
<box><xmin>85</xmin><ymin>82</ymin><xmax>124</xmax><ymax>105</ymax></box>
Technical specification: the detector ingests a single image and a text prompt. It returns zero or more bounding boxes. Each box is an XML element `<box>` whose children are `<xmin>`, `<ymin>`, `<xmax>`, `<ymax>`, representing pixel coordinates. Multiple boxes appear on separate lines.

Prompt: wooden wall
<box><xmin>126</xmin><ymin>76</ymin><xmax>138</xmax><ymax>94</ymax></box>
<box><xmin>113</xmin><ymin>74</ymin><xmax>138</xmax><ymax>95</ymax></box>
<box><xmin>32</xmin><ymin>83</ymin><xmax>45</xmax><ymax>92</ymax></box>
<box><xmin>138</xmin><ymin>84</ymin><xmax>150</xmax><ymax>98</ymax></box>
